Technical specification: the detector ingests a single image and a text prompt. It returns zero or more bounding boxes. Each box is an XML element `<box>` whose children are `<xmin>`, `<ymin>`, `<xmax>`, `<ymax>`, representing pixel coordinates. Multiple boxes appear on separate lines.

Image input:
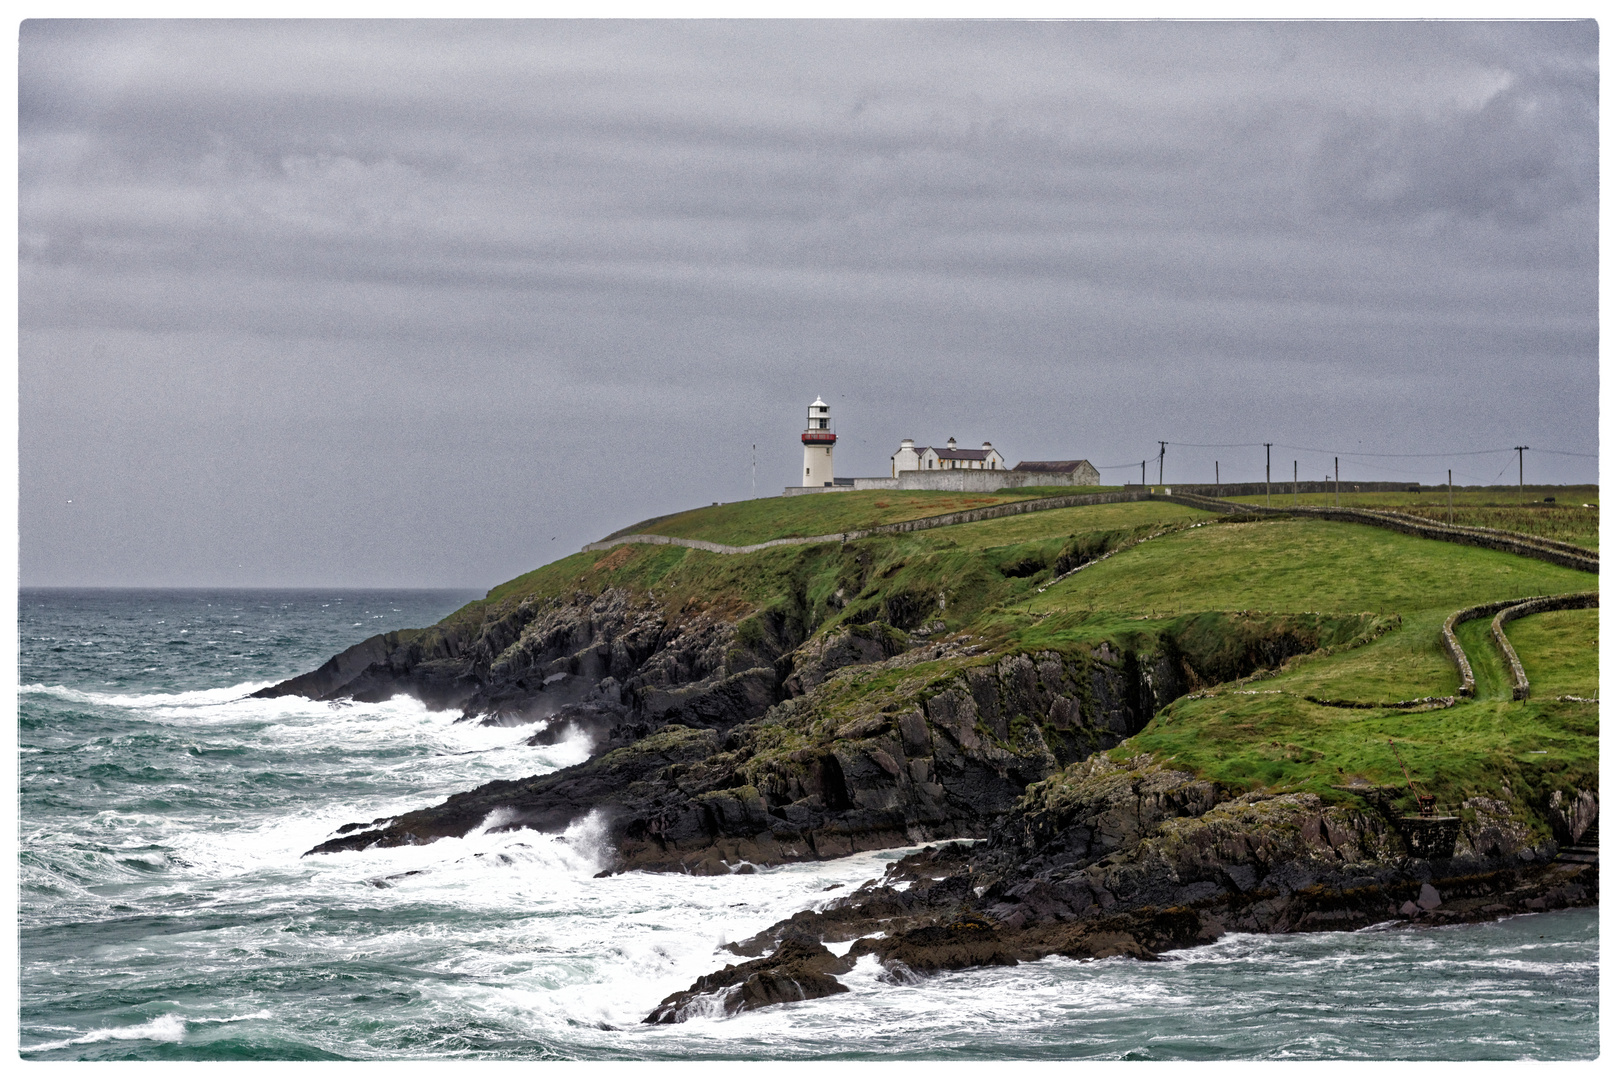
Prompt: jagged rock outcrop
<box><xmin>300</xmin><ymin>607</ymin><xmax>1369</xmax><ymax>870</ymax></box>
<box><xmin>643</xmin><ymin>937</ymin><xmax>855</xmax><ymax>1023</ymax></box>
<box><xmin>1546</xmin><ymin>788</ymin><xmax>1599</xmax><ymax>845</ymax></box>
<box><xmin>782</xmin><ymin>621</ymin><xmax>911</xmax><ymax>695</ymax></box>
<box><xmin>256</xmin><ymin>589</ymin><xmax>794</xmax><ymax>751</ymax></box>
<box><xmin>645</xmin><ymin>753</ymin><xmax>1597</xmax><ymax>1020</ymax></box>
<box><xmin>305</xmin><ymin>638</ymin><xmax>1213</xmax><ymax>868</ymax></box>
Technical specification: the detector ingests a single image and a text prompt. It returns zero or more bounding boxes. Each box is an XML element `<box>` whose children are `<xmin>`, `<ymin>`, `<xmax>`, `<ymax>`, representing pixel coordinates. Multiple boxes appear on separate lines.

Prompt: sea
<box><xmin>17</xmin><ymin>589</ymin><xmax>1600</xmax><ymax>1060</ymax></box>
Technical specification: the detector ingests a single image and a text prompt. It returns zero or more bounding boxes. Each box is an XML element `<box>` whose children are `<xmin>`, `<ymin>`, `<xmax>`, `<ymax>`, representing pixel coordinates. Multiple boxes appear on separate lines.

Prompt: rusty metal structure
<box><xmin>1388</xmin><ymin>739</ymin><xmax>1437</xmax><ymax>817</ymax></box>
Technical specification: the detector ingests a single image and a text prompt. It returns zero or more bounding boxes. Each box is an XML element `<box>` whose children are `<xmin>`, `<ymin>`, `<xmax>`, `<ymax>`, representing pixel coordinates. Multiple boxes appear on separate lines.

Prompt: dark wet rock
<box><xmin>782</xmin><ymin>622</ymin><xmax>910</xmax><ymax>696</ymax></box>
<box><xmin>258</xmin><ymin>589</ymin><xmax>789</xmax><ymax>746</ymax></box>
<box><xmin>251</xmin><ymin>625</ymin><xmax>475</xmax><ymax>710</ymax></box>
<box><xmin>643</xmin><ymin>938</ymin><xmax>855</xmax><ymax>1023</ymax></box>
<box><xmin>642</xmin><ymin>750</ymin><xmax>1600</xmax><ymax>1018</ymax></box>
<box><xmin>850</xmin><ymin>912</ymin><xmax>1021</xmax><ymax>971</ymax></box>
<box><xmin>306</xmin><ymin>725</ymin><xmax>724</xmax><ymax>855</ymax></box>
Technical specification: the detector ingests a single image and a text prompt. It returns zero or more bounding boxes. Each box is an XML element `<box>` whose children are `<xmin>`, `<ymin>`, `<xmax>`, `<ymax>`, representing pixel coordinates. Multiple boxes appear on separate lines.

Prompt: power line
<box><xmin>1272</xmin><ymin>444</ymin><xmax>1515</xmax><ymax>459</ymax></box>
<box><xmin>1171</xmin><ymin>440</ymin><xmax>1268</xmax><ymax>450</ymax></box>
<box><xmin>1164</xmin><ymin>440</ymin><xmax>1595</xmax><ymax>460</ymax></box>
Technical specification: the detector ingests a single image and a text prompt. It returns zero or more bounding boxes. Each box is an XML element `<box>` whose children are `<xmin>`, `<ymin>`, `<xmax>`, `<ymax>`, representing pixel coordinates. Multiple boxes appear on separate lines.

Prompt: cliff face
<box><xmin>255</xmin><ymin>588</ymin><xmax>793</xmax><ymax>748</ymax></box>
<box><xmin>302</xmin><ymin>614</ymin><xmax>1343</xmax><ymax>872</ymax></box>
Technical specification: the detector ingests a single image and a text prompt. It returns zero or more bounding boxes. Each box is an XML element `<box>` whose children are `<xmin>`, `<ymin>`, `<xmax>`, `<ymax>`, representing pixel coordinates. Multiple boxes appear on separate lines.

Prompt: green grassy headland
<box><xmin>445</xmin><ymin>484</ymin><xmax>1597</xmax><ymax>841</ymax></box>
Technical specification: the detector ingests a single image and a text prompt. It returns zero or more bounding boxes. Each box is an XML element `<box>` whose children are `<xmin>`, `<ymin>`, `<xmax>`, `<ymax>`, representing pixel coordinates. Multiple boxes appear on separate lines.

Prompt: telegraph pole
<box><xmin>1215</xmin><ymin>460</ymin><xmax>1219</xmax><ymax>488</ymax></box>
<box><xmin>1141</xmin><ymin>460</ymin><xmax>1146</xmax><ymax>487</ymax></box>
<box><xmin>1514</xmin><ymin>446</ymin><xmax>1528</xmax><ymax>503</ymax></box>
<box><xmin>1264</xmin><ymin>443</ymin><xmax>1272</xmax><ymax>507</ymax></box>
<box><xmin>751</xmin><ymin>444</ymin><xmax>756</xmax><ymax>500</ymax></box>
<box><xmin>1334</xmin><ymin>457</ymin><xmax>1339</xmax><ymax>507</ymax></box>
<box><xmin>1158</xmin><ymin>441</ymin><xmax>1166</xmax><ymax>486</ymax></box>
<box><xmin>1293</xmin><ymin>460</ymin><xmax>1298</xmax><ymax>506</ymax></box>
<box><xmin>1448</xmin><ymin>468</ymin><xmax>1453</xmax><ymax>525</ymax></box>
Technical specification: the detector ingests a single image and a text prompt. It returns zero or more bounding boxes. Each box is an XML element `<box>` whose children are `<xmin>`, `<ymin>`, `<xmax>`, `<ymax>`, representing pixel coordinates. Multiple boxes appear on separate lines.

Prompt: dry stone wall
<box><xmin>1491</xmin><ymin>592</ymin><xmax>1599</xmax><ymax>700</ymax></box>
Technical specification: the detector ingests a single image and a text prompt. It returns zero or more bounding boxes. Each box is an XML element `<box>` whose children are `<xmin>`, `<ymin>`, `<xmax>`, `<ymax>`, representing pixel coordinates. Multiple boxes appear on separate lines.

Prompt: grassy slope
<box><xmin>440</xmin><ymin>489</ymin><xmax>1596</xmax><ymax>839</ymax></box>
<box><xmin>1069</xmin><ymin>518</ymin><xmax>1599</xmax><ymax>831</ymax></box>
<box><xmin>602</xmin><ymin>486</ymin><xmax>1114</xmax><ymax>545</ymax></box>
<box><xmin>1224</xmin><ymin>486</ymin><xmax>1599</xmax><ymax>550</ymax></box>
<box><xmin>478</xmin><ymin>499</ymin><xmax>1210</xmax><ymax>637</ymax></box>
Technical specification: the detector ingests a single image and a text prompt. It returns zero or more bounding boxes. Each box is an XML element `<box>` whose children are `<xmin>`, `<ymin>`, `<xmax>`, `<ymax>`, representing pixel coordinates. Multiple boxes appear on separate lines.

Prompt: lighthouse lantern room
<box><xmin>801</xmin><ymin>397</ymin><xmax>836</xmax><ymax>487</ymax></box>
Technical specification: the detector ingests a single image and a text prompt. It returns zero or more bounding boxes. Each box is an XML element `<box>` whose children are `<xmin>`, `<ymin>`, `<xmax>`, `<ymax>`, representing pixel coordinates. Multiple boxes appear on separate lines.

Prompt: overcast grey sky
<box><xmin>19</xmin><ymin>20</ymin><xmax>1597</xmax><ymax>588</ymax></box>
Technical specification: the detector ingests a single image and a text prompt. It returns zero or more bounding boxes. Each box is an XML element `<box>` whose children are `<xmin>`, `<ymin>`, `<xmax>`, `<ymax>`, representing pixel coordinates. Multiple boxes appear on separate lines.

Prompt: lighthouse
<box><xmin>801</xmin><ymin>396</ymin><xmax>836</xmax><ymax>487</ymax></box>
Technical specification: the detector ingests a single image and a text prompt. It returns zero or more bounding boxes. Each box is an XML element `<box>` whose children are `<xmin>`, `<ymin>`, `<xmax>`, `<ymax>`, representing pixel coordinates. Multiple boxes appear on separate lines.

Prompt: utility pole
<box><xmin>1141</xmin><ymin>460</ymin><xmax>1146</xmax><ymax>487</ymax></box>
<box><xmin>1293</xmin><ymin>460</ymin><xmax>1298</xmax><ymax>506</ymax></box>
<box><xmin>1215</xmin><ymin>460</ymin><xmax>1219</xmax><ymax>489</ymax></box>
<box><xmin>1264</xmin><ymin>443</ymin><xmax>1272</xmax><ymax>507</ymax></box>
<box><xmin>751</xmin><ymin>444</ymin><xmax>756</xmax><ymax>500</ymax></box>
<box><xmin>1158</xmin><ymin>441</ymin><xmax>1166</xmax><ymax>486</ymax></box>
<box><xmin>1448</xmin><ymin>468</ymin><xmax>1453</xmax><ymax>525</ymax></box>
<box><xmin>1514</xmin><ymin>446</ymin><xmax>1528</xmax><ymax>503</ymax></box>
<box><xmin>1334</xmin><ymin>456</ymin><xmax>1339</xmax><ymax>507</ymax></box>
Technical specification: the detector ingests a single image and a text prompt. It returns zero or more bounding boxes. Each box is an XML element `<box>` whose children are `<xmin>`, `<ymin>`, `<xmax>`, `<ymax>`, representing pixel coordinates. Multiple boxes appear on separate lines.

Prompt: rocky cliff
<box><xmin>303</xmin><ymin>603</ymin><xmax>1377</xmax><ymax>875</ymax></box>
<box><xmin>646</xmin><ymin>754</ymin><xmax>1598</xmax><ymax>1021</ymax></box>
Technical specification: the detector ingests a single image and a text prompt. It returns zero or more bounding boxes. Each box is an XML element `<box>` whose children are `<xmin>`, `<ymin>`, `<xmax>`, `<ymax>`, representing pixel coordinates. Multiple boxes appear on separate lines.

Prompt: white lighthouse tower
<box><xmin>801</xmin><ymin>396</ymin><xmax>836</xmax><ymax>487</ymax></box>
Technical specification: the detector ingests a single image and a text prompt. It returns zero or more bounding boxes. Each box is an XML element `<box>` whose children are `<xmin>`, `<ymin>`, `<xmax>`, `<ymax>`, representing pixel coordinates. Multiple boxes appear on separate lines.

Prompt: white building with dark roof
<box><xmin>891</xmin><ymin>437</ymin><xmax>1005</xmax><ymax>476</ymax></box>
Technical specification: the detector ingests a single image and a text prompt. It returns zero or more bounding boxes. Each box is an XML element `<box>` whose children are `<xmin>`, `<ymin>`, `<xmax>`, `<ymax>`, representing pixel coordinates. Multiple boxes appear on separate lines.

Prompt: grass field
<box><xmin>1507</xmin><ymin>609</ymin><xmax>1599</xmax><ymax>700</ymax></box>
<box><xmin>1225</xmin><ymin>485</ymin><xmax>1599</xmax><ymax>550</ymax></box>
<box><xmin>1126</xmin><ymin>691</ymin><xmax>1597</xmax><ymax>824</ymax></box>
<box><xmin>1035</xmin><ymin>517</ymin><xmax>1590</xmax><ymax>617</ymax></box>
<box><xmin>602</xmin><ymin>486</ymin><xmax>1113</xmax><ymax>546</ymax></box>
<box><xmin>480</xmin><ymin>498</ymin><xmax>1207</xmax><ymax>631</ymax></box>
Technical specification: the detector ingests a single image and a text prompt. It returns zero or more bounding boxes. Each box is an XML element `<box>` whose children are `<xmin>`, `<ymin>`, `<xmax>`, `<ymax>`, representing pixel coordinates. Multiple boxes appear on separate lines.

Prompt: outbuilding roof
<box><xmin>1013</xmin><ymin>460</ymin><xmax>1090</xmax><ymax>473</ymax></box>
<box><xmin>932</xmin><ymin>446</ymin><xmax>992</xmax><ymax>461</ymax></box>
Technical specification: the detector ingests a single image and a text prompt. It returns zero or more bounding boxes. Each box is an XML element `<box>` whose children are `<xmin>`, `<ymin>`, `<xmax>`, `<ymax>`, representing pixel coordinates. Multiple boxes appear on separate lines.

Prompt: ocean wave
<box><xmin>24</xmin><ymin>1013</ymin><xmax>190</xmax><ymax>1052</ymax></box>
<box><xmin>21</xmin><ymin>681</ymin><xmax>273</xmax><ymax>709</ymax></box>
<box><xmin>23</xmin><ymin>1009</ymin><xmax>278</xmax><ymax>1054</ymax></box>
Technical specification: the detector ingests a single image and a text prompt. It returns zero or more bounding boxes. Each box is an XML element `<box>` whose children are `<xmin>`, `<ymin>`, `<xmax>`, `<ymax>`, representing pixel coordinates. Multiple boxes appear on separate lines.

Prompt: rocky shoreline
<box><xmin>264</xmin><ymin>579</ymin><xmax>1598</xmax><ymax>1023</ymax></box>
<box><xmin>643</xmin><ymin>753</ymin><xmax>1598</xmax><ymax>1022</ymax></box>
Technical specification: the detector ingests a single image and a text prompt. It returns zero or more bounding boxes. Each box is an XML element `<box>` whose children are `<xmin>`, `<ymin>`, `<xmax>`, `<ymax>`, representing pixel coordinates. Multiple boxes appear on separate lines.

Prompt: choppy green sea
<box><xmin>18</xmin><ymin>589</ymin><xmax>1599</xmax><ymax>1059</ymax></box>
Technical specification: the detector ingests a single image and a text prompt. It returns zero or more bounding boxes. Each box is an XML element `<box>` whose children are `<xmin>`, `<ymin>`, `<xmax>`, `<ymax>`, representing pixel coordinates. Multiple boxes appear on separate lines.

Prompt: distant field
<box><xmin>1034</xmin><ymin>517</ymin><xmax>1592</xmax><ymax>618</ymax></box>
<box><xmin>1224</xmin><ymin>485</ymin><xmax>1599</xmax><ymax>550</ymax></box>
<box><xmin>1033</xmin><ymin>514</ymin><xmax>1595</xmax><ymax>724</ymax></box>
<box><xmin>602</xmin><ymin>486</ymin><xmax>1115</xmax><ymax>546</ymax></box>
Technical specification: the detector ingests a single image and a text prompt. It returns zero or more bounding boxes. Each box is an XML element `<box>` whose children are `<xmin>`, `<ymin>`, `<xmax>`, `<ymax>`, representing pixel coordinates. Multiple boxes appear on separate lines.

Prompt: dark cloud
<box><xmin>19</xmin><ymin>20</ymin><xmax>1597</xmax><ymax>588</ymax></box>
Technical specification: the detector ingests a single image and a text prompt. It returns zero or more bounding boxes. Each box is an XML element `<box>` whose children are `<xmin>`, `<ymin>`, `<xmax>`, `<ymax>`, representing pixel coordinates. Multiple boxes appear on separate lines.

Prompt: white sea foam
<box><xmin>25</xmin><ymin>1013</ymin><xmax>190</xmax><ymax>1052</ymax></box>
<box><xmin>21</xmin><ymin>681</ymin><xmax>273</xmax><ymax>708</ymax></box>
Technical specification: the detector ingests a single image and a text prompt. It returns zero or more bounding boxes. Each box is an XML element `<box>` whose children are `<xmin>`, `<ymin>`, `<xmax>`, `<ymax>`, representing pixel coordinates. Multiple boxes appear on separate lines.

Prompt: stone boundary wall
<box><xmin>782</xmin><ymin>469</ymin><xmax>1101</xmax><ymax>495</ymax></box>
<box><xmin>1441</xmin><ymin>598</ymin><xmax>1532</xmax><ymax>698</ymax></box>
<box><xmin>1155</xmin><ymin>481</ymin><xmax>1418</xmax><ymax>498</ymax></box>
<box><xmin>1491</xmin><ymin>592</ymin><xmax>1600</xmax><ymax>700</ymax></box>
<box><xmin>583</xmin><ymin>490</ymin><xmax>1155</xmax><ymax>555</ymax></box>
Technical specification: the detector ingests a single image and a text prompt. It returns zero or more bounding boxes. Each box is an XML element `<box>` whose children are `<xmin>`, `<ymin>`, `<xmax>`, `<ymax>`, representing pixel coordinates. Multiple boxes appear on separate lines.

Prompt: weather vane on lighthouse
<box><xmin>801</xmin><ymin>396</ymin><xmax>836</xmax><ymax>487</ymax></box>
